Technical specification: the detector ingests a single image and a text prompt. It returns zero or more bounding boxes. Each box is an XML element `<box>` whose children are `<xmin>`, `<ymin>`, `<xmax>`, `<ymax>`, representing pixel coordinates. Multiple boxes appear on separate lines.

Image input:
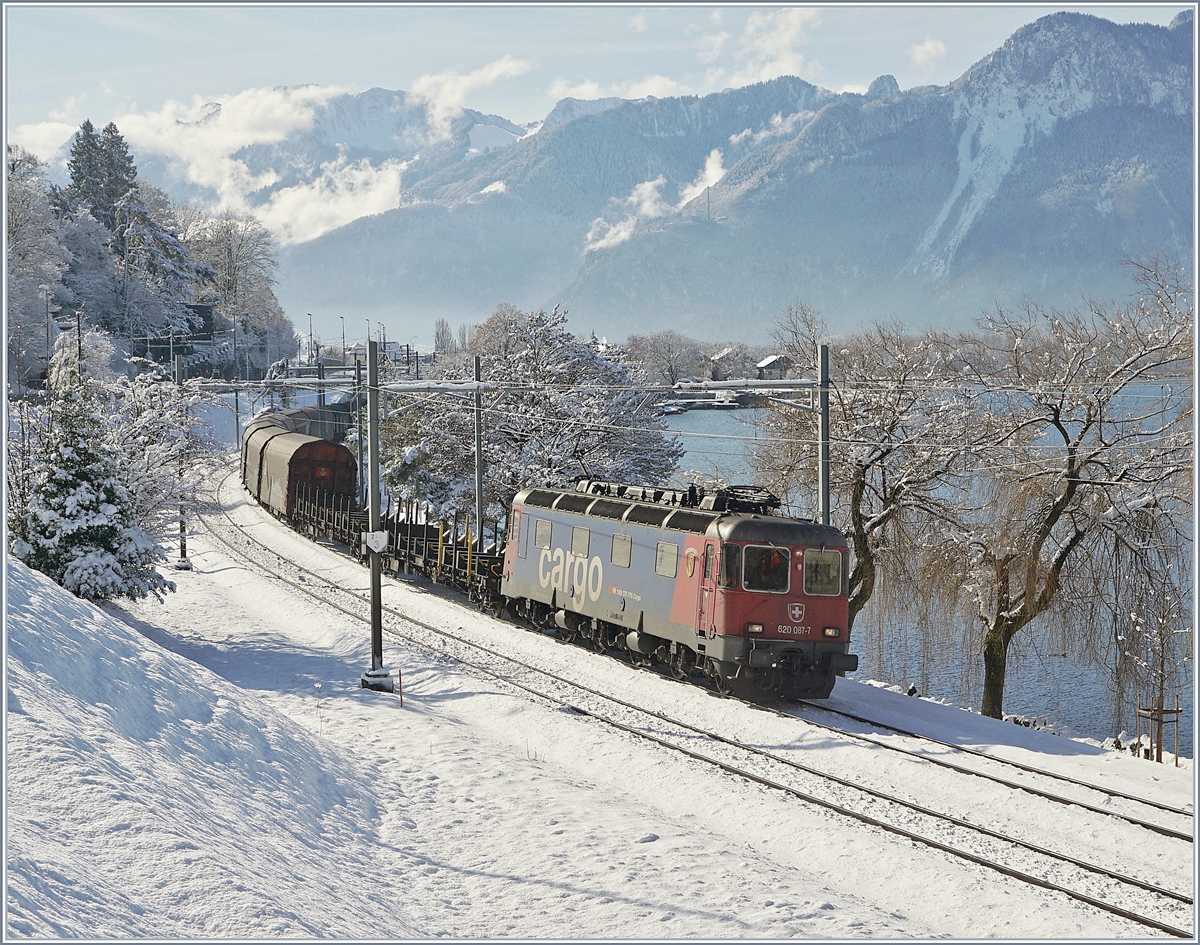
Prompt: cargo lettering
<box><xmin>539</xmin><ymin>548</ymin><xmax>603</xmax><ymax>604</ymax></box>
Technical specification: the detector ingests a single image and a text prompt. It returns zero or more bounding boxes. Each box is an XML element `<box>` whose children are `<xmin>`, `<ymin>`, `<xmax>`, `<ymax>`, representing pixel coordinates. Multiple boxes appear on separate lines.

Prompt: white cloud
<box><xmin>255</xmin><ymin>156</ymin><xmax>408</xmax><ymax>246</ymax></box>
<box><xmin>677</xmin><ymin>149</ymin><xmax>726</xmax><ymax>207</ymax></box>
<box><xmin>409</xmin><ymin>56</ymin><xmax>531</xmax><ymax>141</ymax></box>
<box><xmin>697</xmin><ymin>30</ymin><xmax>731</xmax><ymax>64</ymax></box>
<box><xmin>10</xmin><ymin>121</ymin><xmax>76</xmax><ymax>164</ymax></box>
<box><xmin>549</xmin><ymin>74</ymin><xmax>691</xmax><ymax>103</ymax></box>
<box><xmin>585</xmin><ymin>176</ymin><xmax>669</xmax><ymax>252</ymax></box>
<box><xmin>728</xmin><ymin>110</ymin><xmax>815</xmax><ymax>148</ymax></box>
<box><xmin>115</xmin><ymin>85</ymin><xmax>346</xmax><ymax>209</ymax></box>
<box><xmin>630</xmin><ymin>10</ymin><xmax>647</xmax><ymax>33</ymax></box>
<box><xmin>910</xmin><ymin>37</ymin><xmax>947</xmax><ymax>71</ymax></box>
<box><xmin>725</xmin><ymin>8</ymin><xmax>823</xmax><ymax>87</ymax></box>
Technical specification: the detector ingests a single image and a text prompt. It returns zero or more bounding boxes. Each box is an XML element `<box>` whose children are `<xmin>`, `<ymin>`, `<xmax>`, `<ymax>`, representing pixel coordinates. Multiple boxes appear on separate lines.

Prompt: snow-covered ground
<box><xmin>5</xmin><ymin>475</ymin><xmax>1195</xmax><ymax>938</ymax></box>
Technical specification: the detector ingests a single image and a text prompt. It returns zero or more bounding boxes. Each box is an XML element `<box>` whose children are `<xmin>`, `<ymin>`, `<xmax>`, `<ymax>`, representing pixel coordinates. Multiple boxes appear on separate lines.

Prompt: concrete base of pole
<box><xmin>360</xmin><ymin>667</ymin><xmax>396</xmax><ymax>693</ymax></box>
<box><xmin>173</xmin><ymin>557</ymin><xmax>193</xmax><ymax>571</ymax></box>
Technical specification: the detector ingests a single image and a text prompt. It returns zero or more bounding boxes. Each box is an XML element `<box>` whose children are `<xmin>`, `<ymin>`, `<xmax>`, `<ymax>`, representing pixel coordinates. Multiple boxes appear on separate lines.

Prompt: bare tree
<box><xmin>756</xmin><ymin>303</ymin><xmax>976</xmax><ymax>630</ymax></box>
<box><xmin>625</xmin><ymin>330</ymin><xmax>705</xmax><ymax>385</ymax></box>
<box><xmin>927</xmin><ymin>264</ymin><xmax>1192</xmax><ymax>718</ymax></box>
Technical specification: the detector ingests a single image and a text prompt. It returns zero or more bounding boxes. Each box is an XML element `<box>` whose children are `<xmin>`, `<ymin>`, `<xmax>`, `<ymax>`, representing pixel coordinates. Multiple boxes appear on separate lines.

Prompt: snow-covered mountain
<box><xmin>136</xmin><ymin>11</ymin><xmax>1192</xmax><ymax>342</ymax></box>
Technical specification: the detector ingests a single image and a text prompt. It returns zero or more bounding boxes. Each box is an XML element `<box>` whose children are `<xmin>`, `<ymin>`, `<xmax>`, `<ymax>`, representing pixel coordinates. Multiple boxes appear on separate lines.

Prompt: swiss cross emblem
<box><xmin>788</xmin><ymin>602</ymin><xmax>805</xmax><ymax>622</ymax></box>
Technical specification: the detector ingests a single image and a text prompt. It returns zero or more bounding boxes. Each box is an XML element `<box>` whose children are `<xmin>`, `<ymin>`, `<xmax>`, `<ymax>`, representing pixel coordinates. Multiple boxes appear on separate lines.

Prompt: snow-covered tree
<box><xmin>11</xmin><ymin>376</ymin><xmax>172</xmax><ymax>602</ymax></box>
<box><xmin>179</xmin><ymin>206</ymin><xmax>296</xmax><ymax>368</ymax></box>
<box><xmin>64</xmin><ymin>120</ymin><xmax>137</xmax><ymax>233</ymax></box>
<box><xmin>924</xmin><ymin>260</ymin><xmax>1192</xmax><ymax>719</ymax></box>
<box><xmin>381</xmin><ymin>305</ymin><xmax>682</xmax><ymax>517</ymax></box>
<box><xmin>755</xmin><ymin>303</ymin><xmax>978</xmax><ymax>630</ymax></box>
<box><xmin>58</xmin><ymin>208</ymin><xmax>122</xmax><ymax>334</ymax></box>
<box><xmin>116</xmin><ymin>184</ymin><xmax>212</xmax><ymax>343</ymax></box>
<box><xmin>625</xmin><ymin>330</ymin><xmax>706</xmax><ymax>385</ymax></box>
<box><xmin>7</xmin><ymin>145</ymin><xmax>68</xmax><ymax>387</ymax></box>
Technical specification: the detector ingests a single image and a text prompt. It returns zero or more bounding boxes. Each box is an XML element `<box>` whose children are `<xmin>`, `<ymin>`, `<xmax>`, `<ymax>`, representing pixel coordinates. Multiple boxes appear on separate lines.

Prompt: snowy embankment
<box><xmin>6</xmin><ymin>560</ymin><xmax>417</xmax><ymax>938</ymax></box>
<box><xmin>5</xmin><ymin>480</ymin><xmax>1194</xmax><ymax>938</ymax></box>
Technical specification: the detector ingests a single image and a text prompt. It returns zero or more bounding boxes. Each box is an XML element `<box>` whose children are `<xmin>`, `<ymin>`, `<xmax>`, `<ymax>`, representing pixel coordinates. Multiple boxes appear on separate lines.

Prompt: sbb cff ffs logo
<box><xmin>788</xmin><ymin>602</ymin><xmax>806</xmax><ymax>622</ymax></box>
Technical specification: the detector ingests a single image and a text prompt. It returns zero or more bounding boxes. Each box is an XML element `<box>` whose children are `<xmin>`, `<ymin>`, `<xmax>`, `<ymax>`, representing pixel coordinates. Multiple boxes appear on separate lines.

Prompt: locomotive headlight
<box><xmin>746</xmin><ymin>622</ymin><xmax>764</xmax><ymax>634</ymax></box>
<box><xmin>823</xmin><ymin>627</ymin><xmax>840</xmax><ymax>638</ymax></box>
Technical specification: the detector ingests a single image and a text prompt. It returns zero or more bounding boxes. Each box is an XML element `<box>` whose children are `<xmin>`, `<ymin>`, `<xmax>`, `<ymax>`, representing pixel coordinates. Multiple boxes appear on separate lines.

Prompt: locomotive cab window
<box><xmin>718</xmin><ymin>543</ymin><xmax>741</xmax><ymax>588</ymax></box>
<box><xmin>571</xmin><ymin>526</ymin><xmax>590</xmax><ymax>558</ymax></box>
<box><xmin>611</xmin><ymin>534</ymin><xmax>632</xmax><ymax>568</ymax></box>
<box><xmin>534</xmin><ymin>519</ymin><xmax>552</xmax><ymax>549</ymax></box>
<box><xmin>654</xmin><ymin>541</ymin><xmax>678</xmax><ymax>578</ymax></box>
<box><xmin>804</xmin><ymin>549</ymin><xmax>842</xmax><ymax>596</ymax></box>
<box><xmin>743</xmin><ymin>545</ymin><xmax>791</xmax><ymax>593</ymax></box>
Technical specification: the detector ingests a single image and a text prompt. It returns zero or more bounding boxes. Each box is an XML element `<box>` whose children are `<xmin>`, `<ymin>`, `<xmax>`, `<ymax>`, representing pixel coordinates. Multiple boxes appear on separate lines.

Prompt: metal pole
<box><xmin>340</xmin><ymin>316</ymin><xmax>345</xmax><ymax>363</ymax></box>
<box><xmin>308</xmin><ymin>313</ymin><xmax>313</xmax><ymax>365</ymax></box>
<box><xmin>818</xmin><ymin>343</ymin><xmax>830</xmax><ymax>526</ymax></box>
<box><xmin>317</xmin><ymin>357</ymin><xmax>326</xmax><ymax>440</ymax></box>
<box><xmin>174</xmin><ymin>354</ymin><xmax>192</xmax><ymax>570</ymax></box>
<box><xmin>232</xmin><ymin>327</ymin><xmax>241</xmax><ymax>447</ymax></box>
<box><xmin>356</xmin><ymin>358</ymin><xmax>365</xmax><ymax>505</ymax></box>
<box><xmin>474</xmin><ymin>355</ymin><xmax>484</xmax><ymax>552</ymax></box>
<box><xmin>360</xmin><ymin>339</ymin><xmax>393</xmax><ymax>692</ymax></box>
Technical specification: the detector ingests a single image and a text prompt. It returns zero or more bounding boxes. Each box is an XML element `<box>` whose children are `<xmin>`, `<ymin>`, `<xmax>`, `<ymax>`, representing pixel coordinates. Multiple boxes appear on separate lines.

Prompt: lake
<box><xmin>665</xmin><ymin>407</ymin><xmax>1193</xmax><ymax>756</ymax></box>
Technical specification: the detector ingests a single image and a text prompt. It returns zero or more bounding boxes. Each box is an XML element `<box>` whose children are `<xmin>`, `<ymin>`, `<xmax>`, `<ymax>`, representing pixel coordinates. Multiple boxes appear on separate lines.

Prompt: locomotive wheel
<box><xmin>706</xmin><ymin>660</ymin><xmax>732</xmax><ymax>697</ymax></box>
<box><xmin>671</xmin><ymin>648</ymin><xmax>696</xmax><ymax>680</ymax></box>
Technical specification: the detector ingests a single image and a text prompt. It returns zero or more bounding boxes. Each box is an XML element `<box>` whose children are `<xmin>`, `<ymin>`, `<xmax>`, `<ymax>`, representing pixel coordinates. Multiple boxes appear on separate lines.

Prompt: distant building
<box><xmin>755</xmin><ymin>354</ymin><xmax>793</xmax><ymax>380</ymax></box>
<box><xmin>709</xmin><ymin>347</ymin><xmax>734</xmax><ymax>381</ymax></box>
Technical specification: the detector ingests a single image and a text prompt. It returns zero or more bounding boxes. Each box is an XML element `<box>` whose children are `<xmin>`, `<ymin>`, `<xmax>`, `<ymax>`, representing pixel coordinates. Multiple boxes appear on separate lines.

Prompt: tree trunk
<box><xmin>981</xmin><ymin>625</ymin><xmax>1009</xmax><ymax>719</ymax></box>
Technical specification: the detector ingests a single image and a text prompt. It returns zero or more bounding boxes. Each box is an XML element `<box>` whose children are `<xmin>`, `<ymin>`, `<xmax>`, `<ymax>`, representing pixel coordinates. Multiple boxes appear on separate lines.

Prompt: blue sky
<box><xmin>7</xmin><ymin>3</ymin><xmax>1188</xmax><ymax>158</ymax></box>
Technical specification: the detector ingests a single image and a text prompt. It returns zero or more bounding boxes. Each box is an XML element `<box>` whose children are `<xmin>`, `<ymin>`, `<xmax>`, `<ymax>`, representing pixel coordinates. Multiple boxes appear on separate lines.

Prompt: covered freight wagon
<box><xmin>242</xmin><ymin>416</ymin><xmax>357</xmax><ymax>518</ymax></box>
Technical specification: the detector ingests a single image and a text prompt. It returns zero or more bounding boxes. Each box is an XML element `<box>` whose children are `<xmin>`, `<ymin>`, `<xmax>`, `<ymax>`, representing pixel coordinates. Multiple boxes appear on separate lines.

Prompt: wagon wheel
<box><xmin>557</xmin><ymin>626</ymin><xmax>578</xmax><ymax>645</ymax></box>
<box><xmin>590</xmin><ymin>630</ymin><xmax>607</xmax><ymax>654</ymax></box>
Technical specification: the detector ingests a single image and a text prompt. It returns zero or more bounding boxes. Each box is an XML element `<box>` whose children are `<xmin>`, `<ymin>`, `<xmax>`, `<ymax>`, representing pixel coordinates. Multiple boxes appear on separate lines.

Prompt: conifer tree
<box><xmin>65</xmin><ymin>120</ymin><xmax>107</xmax><ymax>225</ymax></box>
<box><xmin>99</xmin><ymin>122</ymin><xmax>137</xmax><ymax>237</ymax></box>
<box><xmin>12</xmin><ymin>376</ymin><xmax>172</xmax><ymax>602</ymax></box>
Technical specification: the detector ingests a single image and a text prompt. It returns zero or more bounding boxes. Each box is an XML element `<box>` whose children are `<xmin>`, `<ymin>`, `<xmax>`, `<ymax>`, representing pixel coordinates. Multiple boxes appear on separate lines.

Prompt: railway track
<box><xmin>197</xmin><ymin>469</ymin><xmax>1193</xmax><ymax>938</ymax></box>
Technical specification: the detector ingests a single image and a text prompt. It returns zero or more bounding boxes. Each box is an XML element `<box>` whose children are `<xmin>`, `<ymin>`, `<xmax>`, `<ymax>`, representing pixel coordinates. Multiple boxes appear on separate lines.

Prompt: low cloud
<box><xmin>585</xmin><ymin>176</ymin><xmax>669</xmax><ymax>252</ymax></box>
<box><xmin>410</xmin><ymin>56</ymin><xmax>531</xmax><ymax>141</ymax></box>
<box><xmin>729</xmin><ymin>111</ymin><xmax>815</xmax><ymax>148</ymax></box>
<box><xmin>587</xmin><ymin>149</ymin><xmax>727</xmax><ymax>252</ymax></box>
<box><xmin>910</xmin><ymin>37</ymin><xmax>947</xmax><ymax>71</ymax></box>
<box><xmin>255</xmin><ymin>156</ymin><xmax>408</xmax><ymax>245</ymax></box>
<box><xmin>10</xmin><ymin>121</ymin><xmax>77</xmax><ymax>164</ymax></box>
<box><xmin>630</xmin><ymin>9</ymin><xmax>647</xmax><ymax>33</ymax></box>
<box><xmin>677</xmin><ymin>149</ymin><xmax>726</xmax><ymax>206</ymax></box>
<box><xmin>115</xmin><ymin>85</ymin><xmax>346</xmax><ymax>208</ymax></box>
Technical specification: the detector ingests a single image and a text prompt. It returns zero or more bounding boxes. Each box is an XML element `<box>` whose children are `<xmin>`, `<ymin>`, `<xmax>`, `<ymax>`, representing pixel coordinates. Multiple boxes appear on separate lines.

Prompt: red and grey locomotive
<box><xmin>500</xmin><ymin>479</ymin><xmax>857</xmax><ymax>698</ymax></box>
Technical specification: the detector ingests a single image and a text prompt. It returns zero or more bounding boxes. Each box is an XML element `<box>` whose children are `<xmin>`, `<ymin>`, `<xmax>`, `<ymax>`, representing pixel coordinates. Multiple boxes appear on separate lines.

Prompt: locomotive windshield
<box><xmin>743</xmin><ymin>545</ymin><xmax>791</xmax><ymax>593</ymax></box>
<box><xmin>719</xmin><ymin>543</ymin><xmax>741</xmax><ymax>587</ymax></box>
<box><xmin>804</xmin><ymin>549</ymin><xmax>843</xmax><ymax>596</ymax></box>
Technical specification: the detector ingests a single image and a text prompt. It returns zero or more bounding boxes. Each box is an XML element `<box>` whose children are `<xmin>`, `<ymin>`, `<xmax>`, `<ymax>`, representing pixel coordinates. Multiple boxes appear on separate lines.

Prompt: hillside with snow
<box><xmin>5</xmin><ymin>474</ymin><xmax>1193</xmax><ymax>938</ymax></box>
<box><xmin>259</xmin><ymin>10</ymin><xmax>1191</xmax><ymax>341</ymax></box>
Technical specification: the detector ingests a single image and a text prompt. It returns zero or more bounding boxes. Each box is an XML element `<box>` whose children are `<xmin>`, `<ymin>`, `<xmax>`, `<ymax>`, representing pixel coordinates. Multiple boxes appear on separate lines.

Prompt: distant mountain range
<box><xmin>140</xmin><ymin>10</ymin><xmax>1194</xmax><ymax>345</ymax></box>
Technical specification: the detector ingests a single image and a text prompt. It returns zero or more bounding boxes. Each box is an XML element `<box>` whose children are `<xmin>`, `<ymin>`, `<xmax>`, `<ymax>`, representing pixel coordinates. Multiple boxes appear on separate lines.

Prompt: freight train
<box><xmin>241</xmin><ymin>408</ymin><xmax>857</xmax><ymax>698</ymax></box>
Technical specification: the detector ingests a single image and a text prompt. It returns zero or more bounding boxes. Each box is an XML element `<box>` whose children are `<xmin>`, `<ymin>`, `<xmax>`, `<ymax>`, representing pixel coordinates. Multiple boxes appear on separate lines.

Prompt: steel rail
<box><xmin>198</xmin><ymin>472</ymin><xmax>1194</xmax><ymax>937</ymax></box>
<box><xmin>794</xmin><ymin>699</ymin><xmax>1194</xmax><ymax>822</ymax></box>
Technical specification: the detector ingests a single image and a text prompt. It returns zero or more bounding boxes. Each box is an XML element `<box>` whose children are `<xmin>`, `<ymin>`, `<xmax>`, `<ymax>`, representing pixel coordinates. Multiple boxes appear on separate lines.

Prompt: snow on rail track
<box><xmin>204</xmin><ymin>467</ymin><xmax>1194</xmax><ymax>938</ymax></box>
